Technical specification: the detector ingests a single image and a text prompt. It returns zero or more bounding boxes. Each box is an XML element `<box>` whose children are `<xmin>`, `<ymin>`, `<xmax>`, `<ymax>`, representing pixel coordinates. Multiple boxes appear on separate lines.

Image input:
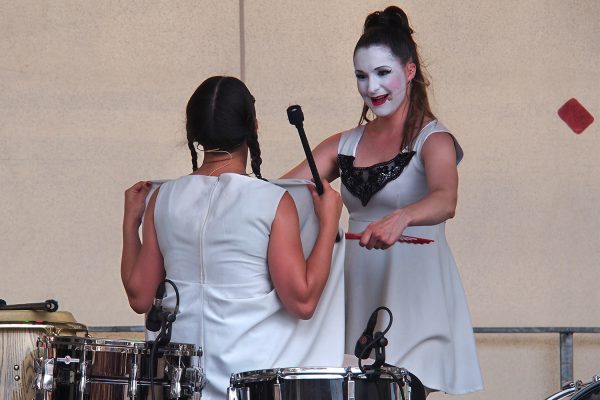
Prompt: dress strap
<box><xmin>414</xmin><ymin>120</ymin><xmax>463</xmax><ymax>165</ymax></box>
<box><xmin>338</xmin><ymin>125</ymin><xmax>366</xmax><ymax>156</ymax></box>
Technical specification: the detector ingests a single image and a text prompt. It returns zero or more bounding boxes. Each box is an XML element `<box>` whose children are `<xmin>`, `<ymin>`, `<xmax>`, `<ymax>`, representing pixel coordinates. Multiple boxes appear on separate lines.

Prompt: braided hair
<box><xmin>355</xmin><ymin>6</ymin><xmax>435</xmax><ymax>151</ymax></box>
<box><xmin>186</xmin><ymin>76</ymin><xmax>265</xmax><ymax>179</ymax></box>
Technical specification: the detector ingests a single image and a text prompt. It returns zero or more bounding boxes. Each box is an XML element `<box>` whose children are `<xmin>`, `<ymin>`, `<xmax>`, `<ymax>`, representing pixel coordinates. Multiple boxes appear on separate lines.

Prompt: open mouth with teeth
<box><xmin>370</xmin><ymin>94</ymin><xmax>389</xmax><ymax>106</ymax></box>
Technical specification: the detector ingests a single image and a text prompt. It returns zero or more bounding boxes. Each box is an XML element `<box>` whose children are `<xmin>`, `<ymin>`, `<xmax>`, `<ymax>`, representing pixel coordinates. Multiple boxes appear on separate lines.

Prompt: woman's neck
<box><xmin>193</xmin><ymin>150</ymin><xmax>248</xmax><ymax>177</ymax></box>
<box><xmin>369</xmin><ymin>99</ymin><xmax>410</xmax><ymax>136</ymax></box>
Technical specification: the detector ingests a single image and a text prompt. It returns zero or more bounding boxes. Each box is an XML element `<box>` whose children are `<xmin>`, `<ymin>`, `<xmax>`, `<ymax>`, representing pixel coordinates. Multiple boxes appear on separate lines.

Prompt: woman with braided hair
<box><xmin>284</xmin><ymin>6</ymin><xmax>483</xmax><ymax>397</ymax></box>
<box><xmin>121</xmin><ymin>76</ymin><xmax>343</xmax><ymax>399</ymax></box>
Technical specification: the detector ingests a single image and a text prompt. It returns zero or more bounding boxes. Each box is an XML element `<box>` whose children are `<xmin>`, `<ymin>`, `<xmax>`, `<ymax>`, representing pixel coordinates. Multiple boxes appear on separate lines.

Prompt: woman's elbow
<box><xmin>288</xmin><ymin>300</ymin><xmax>318</xmax><ymax>320</ymax></box>
<box><xmin>444</xmin><ymin>194</ymin><xmax>458</xmax><ymax>220</ymax></box>
<box><xmin>294</xmin><ymin>308</ymin><xmax>316</xmax><ymax>321</ymax></box>
<box><xmin>128</xmin><ymin>295</ymin><xmax>151</xmax><ymax>314</ymax></box>
<box><xmin>446</xmin><ymin>206</ymin><xmax>456</xmax><ymax>220</ymax></box>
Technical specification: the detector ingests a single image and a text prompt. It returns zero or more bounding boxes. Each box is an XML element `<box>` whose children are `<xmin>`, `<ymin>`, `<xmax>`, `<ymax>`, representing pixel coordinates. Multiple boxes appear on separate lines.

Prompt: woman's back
<box><xmin>155</xmin><ymin>173</ymin><xmax>284</xmax><ymax>286</ymax></box>
<box><xmin>154</xmin><ymin>173</ymin><xmax>294</xmax><ymax>399</ymax></box>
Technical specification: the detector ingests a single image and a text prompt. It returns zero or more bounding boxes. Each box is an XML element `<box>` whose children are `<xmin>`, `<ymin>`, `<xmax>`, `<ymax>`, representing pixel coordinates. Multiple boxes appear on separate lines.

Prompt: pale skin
<box><xmin>121</xmin><ymin>143</ymin><xmax>343</xmax><ymax>320</ymax></box>
<box><xmin>283</xmin><ymin>45</ymin><xmax>459</xmax><ymax>251</ymax></box>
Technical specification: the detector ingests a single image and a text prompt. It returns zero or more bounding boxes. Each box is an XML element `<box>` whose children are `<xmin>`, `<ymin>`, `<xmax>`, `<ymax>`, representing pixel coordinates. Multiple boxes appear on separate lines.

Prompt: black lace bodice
<box><xmin>338</xmin><ymin>151</ymin><xmax>416</xmax><ymax>206</ymax></box>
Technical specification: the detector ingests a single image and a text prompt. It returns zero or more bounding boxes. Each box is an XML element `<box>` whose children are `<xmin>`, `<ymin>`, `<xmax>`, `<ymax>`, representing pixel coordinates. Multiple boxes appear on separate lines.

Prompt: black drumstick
<box><xmin>287</xmin><ymin>105</ymin><xmax>340</xmax><ymax>242</ymax></box>
<box><xmin>286</xmin><ymin>105</ymin><xmax>324</xmax><ymax>195</ymax></box>
<box><xmin>0</xmin><ymin>299</ymin><xmax>59</xmax><ymax>312</ymax></box>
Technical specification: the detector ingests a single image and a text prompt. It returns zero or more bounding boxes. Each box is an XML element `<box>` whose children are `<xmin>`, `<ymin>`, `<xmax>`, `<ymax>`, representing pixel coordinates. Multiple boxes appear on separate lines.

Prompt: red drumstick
<box><xmin>345</xmin><ymin>232</ymin><xmax>434</xmax><ymax>244</ymax></box>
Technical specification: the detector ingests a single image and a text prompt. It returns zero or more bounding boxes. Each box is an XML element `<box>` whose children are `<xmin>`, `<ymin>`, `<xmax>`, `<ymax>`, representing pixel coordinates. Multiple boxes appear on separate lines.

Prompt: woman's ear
<box><xmin>406</xmin><ymin>63</ymin><xmax>417</xmax><ymax>82</ymax></box>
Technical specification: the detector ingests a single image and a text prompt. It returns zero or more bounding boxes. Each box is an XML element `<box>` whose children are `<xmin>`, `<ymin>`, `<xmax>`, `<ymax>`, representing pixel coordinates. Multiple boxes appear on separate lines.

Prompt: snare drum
<box><xmin>545</xmin><ymin>376</ymin><xmax>600</xmax><ymax>400</ymax></box>
<box><xmin>0</xmin><ymin>310</ymin><xmax>87</xmax><ymax>400</ymax></box>
<box><xmin>227</xmin><ymin>366</ymin><xmax>410</xmax><ymax>400</ymax></box>
<box><xmin>35</xmin><ymin>335</ymin><xmax>205</xmax><ymax>399</ymax></box>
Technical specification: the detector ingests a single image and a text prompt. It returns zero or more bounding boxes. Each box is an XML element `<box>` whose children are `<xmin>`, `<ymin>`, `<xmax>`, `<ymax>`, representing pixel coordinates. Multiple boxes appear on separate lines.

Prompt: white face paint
<box><xmin>353</xmin><ymin>45</ymin><xmax>410</xmax><ymax>118</ymax></box>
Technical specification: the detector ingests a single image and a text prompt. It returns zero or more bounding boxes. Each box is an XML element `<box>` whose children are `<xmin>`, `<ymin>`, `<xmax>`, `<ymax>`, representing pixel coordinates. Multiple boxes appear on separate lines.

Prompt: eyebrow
<box><xmin>354</xmin><ymin>65</ymin><xmax>392</xmax><ymax>73</ymax></box>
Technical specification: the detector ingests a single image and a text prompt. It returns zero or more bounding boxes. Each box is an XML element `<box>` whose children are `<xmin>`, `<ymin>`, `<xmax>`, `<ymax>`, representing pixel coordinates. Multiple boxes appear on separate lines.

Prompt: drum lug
<box><xmin>169</xmin><ymin>366</ymin><xmax>183</xmax><ymax>399</ymax></box>
<box><xmin>34</xmin><ymin>357</ymin><xmax>55</xmax><ymax>393</ymax></box>
<box><xmin>78</xmin><ymin>360</ymin><xmax>89</xmax><ymax>396</ymax></box>
<box><xmin>128</xmin><ymin>354</ymin><xmax>139</xmax><ymax>399</ymax></box>
<box><xmin>400</xmin><ymin>368</ymin><xmax>412</xmax><ymax>400</ymax></box>
<box><xmin>273</xmin><ymin>381</ymin><xmax>281</xmax><ymax>400</ymax></box>
<box><xmin>227</xmin><ymin>386</ymin><xmax>250</xmax><ymax>400</ymax></box>
<box><xmin>227</xmin><ymin>386</ymin><xmax>238</xmax><ymax>400</ymax></box>
<box><xmin>186</xmin><ymin>366</ymin><xmax>206</xmax><ymax>396</ymax></box>
<box><xmin>345</xmin><ymin>379</ymin><xmax>355</xmax><ymax>400</ymax></box>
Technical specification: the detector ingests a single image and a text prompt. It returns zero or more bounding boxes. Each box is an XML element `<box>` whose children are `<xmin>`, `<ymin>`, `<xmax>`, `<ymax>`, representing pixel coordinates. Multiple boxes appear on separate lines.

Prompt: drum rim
<box><xmin>347</xmin><ymin>365</ymin><xmax>406</xmax><ymax>375</ymax></box>
<box><xmin>233</xmin><ymin>365</ymin><xmax>406</xmax><ymax>375</ymax></box>
<box><xmin>232</xmin><ymin>367</ymin><xmax>347</xmax><ymax>376</ymax></box>
<box><xmin>40</xmin><ymin>335</ymin><xmax>201</xmax><ymax>355</ymax></box>
<box><xmin>42</xmin><ymin>335</ymin><xmax>146</xmax><ymax>348</ymax></box>
<box><xmin>232</xmin><ymin>366</ymin><xmax>348</xmax><ymax>380</ymax></box>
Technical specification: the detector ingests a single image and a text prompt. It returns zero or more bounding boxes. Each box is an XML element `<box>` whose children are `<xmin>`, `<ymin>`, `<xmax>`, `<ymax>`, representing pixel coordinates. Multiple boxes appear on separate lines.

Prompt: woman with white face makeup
<box><xmin>283</xmin><ymin>6</ymin><xmax>483</xmax><ymax>398</ymax></box>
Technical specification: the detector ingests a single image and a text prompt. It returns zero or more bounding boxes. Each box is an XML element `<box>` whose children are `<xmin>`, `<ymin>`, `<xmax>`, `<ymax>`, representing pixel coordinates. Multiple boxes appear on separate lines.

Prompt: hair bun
<box><xmin>363</xmin><ymin>6</ymin><xmax>413</xmax><ymax>35</ymax></box>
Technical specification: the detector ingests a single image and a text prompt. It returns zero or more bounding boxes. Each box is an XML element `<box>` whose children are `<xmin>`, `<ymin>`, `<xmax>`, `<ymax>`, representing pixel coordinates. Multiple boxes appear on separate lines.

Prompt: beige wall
<box><xmin>1</xmin><ymin>1</ymin><xmax>599</xmax><ymax>399</ymax></box>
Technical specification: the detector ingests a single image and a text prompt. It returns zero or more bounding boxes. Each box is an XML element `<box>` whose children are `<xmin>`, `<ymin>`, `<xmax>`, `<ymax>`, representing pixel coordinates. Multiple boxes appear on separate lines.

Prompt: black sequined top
<box><xmin>338</xmin><ymin>151</ymin><xmax>416</xmax><ymax>206</ymax></box>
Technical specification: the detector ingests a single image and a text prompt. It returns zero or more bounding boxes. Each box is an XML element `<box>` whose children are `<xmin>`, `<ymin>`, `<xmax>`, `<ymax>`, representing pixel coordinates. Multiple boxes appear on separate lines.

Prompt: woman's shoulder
<box><xmin>415</xmin><ymin>119</ymin><xmax>463</xmax><ymax>164</ymax></box>
<box><xmin>337</xmin><ymin>125</ymin><xmax>366</xmax><ymax>155</ymax></box>
<box><xmin>163</xmin><ymin>173</ymin><xmax>284</xmax><ymax>196</ymax></box>
<box><xmin>417</xmin><ymin>119</ymin><xmax>449</xmax><ymax>139</ymax></box>
<box><xmin>222</xmin><ymin>174</ymin><xmax>287</xmax><ymax>196</ymax></box>
<box><xmin>339</xmin><ymin>124</ymin><xmax>365</xmax><ymax>140</ymax></box>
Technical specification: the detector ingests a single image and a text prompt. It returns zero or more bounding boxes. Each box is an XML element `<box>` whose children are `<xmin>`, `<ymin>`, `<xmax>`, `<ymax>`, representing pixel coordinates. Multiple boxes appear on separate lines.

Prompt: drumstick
<box><xmin>286</xmin><ymin>105</ymin><xmax>324</xmax><ymax>195</ymax></box>
<box><xmin>345</xmin><ymin>232</ymin><xmax>434</xmax><ymax>244</ymax></box>
<box><xmin>287</xmin><ymin>105</ymin><xmax>341</xmax><ymax>243</ymax></box>
<box><xmin>0</xmin><ymin>299</ymin><xmax>59</xmax><ymax>312</ymax></box>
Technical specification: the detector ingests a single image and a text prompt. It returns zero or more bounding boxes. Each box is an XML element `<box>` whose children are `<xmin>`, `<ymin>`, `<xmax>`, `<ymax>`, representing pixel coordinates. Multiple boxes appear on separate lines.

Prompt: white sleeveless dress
<box><xmin>150</xmin><ymin>174</ymin><xmax>345</xmax><ymax>399</ymax></box>
<box><xmin>339</xmin><ymin>120</ymin><xmax>483</xmax><ymax>394</ymax></box>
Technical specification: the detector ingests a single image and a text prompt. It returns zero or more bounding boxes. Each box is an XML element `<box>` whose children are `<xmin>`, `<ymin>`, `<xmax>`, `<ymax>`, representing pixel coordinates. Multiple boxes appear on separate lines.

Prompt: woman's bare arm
<box><xmin>121</xmin><ymin>187</ymin><xmax>166</xmax><ymax>313</ymax></box>
<box><xmin>267</xmin><ymin>181</ymin><xmax>342</xmax><ymax>319</ymax></box>
<box><xmin>281</xmin><ymin>133</ymin><xmax>342</xmax><ymax>182</ymax></box>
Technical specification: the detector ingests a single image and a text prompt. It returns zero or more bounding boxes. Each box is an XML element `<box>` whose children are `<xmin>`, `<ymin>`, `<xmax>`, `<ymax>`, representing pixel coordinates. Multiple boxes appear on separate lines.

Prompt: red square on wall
<box><xmin>557</xmin><ymin>98</ymin><xmax>594</xmax><ymax>134</ymax></box>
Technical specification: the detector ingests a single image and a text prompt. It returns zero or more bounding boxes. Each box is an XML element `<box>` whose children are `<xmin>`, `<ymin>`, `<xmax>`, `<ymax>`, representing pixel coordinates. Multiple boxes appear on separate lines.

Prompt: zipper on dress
<box><xmin>198</xmin><ymin>179</ymin><xmax>220</xmax><ymax>284</ymax></box>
